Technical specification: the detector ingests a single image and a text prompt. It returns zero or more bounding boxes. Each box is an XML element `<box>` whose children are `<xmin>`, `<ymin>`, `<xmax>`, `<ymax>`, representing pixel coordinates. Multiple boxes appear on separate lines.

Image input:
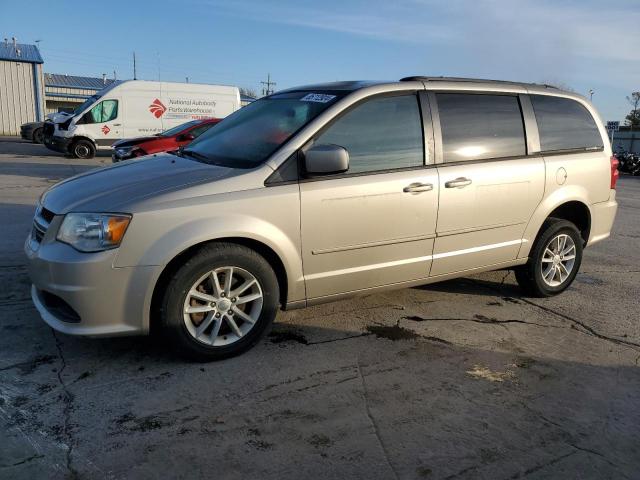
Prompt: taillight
<box><xmin>610</xmin><ymin>155</ymin><xmax>619</xmax><ymax>189</ymax></box>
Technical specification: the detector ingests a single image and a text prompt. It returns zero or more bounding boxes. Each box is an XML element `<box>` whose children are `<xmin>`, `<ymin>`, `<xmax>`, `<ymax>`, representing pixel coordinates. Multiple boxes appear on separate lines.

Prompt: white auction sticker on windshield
<box><xmin>300</xmin><ymin>93</ymin><xmax>336</xmax><ymax>103</ymax></box>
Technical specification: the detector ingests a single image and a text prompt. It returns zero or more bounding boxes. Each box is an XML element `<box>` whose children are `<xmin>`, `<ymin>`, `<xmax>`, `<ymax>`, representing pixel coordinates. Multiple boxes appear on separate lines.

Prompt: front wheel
<box><xmin>515</xmin><ymin>218</ymin><xmax>583</xmax><ymax>297</ymax></box>
<box><xmin>159</xmin><ymin>243</ymin><xmax>280</xmax><ymax>360</ymax></box>
<box><xmin>71</xmin><ymin>139</ymin><xmax>95</xmax><ymax>159</ymax></box>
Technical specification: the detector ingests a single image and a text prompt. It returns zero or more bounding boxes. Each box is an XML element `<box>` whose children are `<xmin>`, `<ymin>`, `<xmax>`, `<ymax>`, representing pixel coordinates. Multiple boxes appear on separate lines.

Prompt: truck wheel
<box><xmin>159</xmin><ymin>243</ymin><xmax>280</xmax><ymax>361</ymax></box>
<box><xmin>71</xmin><ymin>139</ymin><xmax>95</xmax><ymax>159</ymax></box>
<box><xmin>515</xmin><ymin>218</ymin><xmax>583</xmax><ymax>297</ymax></box>
<box><xmin>32</xmin><ymin>128</ymin><xmax>44</xmax><ymax>144</ymax></box>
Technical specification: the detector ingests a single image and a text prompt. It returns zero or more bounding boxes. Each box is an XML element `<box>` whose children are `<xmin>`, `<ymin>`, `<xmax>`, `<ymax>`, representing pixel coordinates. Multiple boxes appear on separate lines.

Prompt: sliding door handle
<box><xmin>403</xmin><ymin>182</ymin><xmax>433</xmax><ymax>193</ymax></box>
<box><xmin>445</xmin><ymin>177</ymin><xmax>472</xmax><ymax>188</ymax></box>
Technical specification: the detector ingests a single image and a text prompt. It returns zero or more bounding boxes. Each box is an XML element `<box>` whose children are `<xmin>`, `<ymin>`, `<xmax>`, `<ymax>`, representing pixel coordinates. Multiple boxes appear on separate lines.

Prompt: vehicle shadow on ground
<box><xmin>417</xmin><ymin>275</ymin><xmax>524</xmax><ymax>299</ymax></box>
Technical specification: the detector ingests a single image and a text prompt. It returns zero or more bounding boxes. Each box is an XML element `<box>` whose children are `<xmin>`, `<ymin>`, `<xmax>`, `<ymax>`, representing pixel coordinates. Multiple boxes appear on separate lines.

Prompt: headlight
<box><xmin>115</xmin><ymin>146</ymin><xmax>144</xmax><ymax>158</ymax></box>
<box><xmin>57</xmin><ymin>213</ymin><xmax>131</xmax><ymax>252</ymax></box>
<box><xmin>115</xmin><ymin>147</ymin><xmax>132</xmax><ymax>155</ymax></box>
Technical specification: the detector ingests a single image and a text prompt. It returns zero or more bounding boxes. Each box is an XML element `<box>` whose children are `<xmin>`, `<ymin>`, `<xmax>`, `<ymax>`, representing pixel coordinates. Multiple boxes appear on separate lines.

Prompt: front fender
<box><xmin>114</xmin><ymin>185</ymin><xmax>305</xmax><ymax>304</ymax></box>
<box><xmin>518</xmin><ymin>185</ymin><xmax>591</xmax><ymax>259</ymax></box>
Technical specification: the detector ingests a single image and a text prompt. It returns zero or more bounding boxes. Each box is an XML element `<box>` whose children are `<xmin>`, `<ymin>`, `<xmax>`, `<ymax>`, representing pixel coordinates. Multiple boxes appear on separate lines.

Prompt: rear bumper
<box><xmin>44</xmin><ymin>135</ymin><xmax>72</xmax><ymax>154</ymax></box>
<box><xmin>20</xmin><ymin>126</ymin><xmax>34</xmax><ymax>141</ymax></box>
<box><xmin>588</xmin><ymin>191</ymin><xmax>618</xmax><ymax>246</ymax></box>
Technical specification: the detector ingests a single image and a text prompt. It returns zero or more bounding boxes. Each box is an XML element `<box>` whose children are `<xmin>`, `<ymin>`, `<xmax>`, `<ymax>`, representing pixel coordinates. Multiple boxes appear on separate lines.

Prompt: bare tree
<box><xmin>239</xmin><ymin>87</ymin><xmax>258</xmax><ymax>99</ymax></box>
<box><xmin>626</xmin><ymin>92</ymin><xmax>640</xmax><ymax>130</ymax></box>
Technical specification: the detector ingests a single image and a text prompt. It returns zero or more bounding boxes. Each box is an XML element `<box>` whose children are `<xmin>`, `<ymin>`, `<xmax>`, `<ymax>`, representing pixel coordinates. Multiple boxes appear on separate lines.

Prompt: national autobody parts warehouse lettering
<box><xmin>166</xmin><ymin>98</ymin><xmax>217</xmax><ymax>120</ymax></box>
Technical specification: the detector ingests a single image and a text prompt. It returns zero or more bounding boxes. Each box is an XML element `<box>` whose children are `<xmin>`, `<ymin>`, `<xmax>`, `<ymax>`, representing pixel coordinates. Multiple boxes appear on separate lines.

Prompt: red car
<box><xmin>111</xmin><ymin>118</ymin><xmax>221</xmax><ymax>162</ymax></box>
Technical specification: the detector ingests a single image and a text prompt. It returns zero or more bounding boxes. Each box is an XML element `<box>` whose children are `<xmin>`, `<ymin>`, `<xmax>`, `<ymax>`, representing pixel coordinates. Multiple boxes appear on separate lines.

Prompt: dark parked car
<box><xmin>111</xmin><ymin>118</ymin><xmax>221</xmax><ymax>162</ymax></box>
<box><xmin>21</xmin><ymin>122</ymin><xmax>45</xmax><ymax>143</ymax></box>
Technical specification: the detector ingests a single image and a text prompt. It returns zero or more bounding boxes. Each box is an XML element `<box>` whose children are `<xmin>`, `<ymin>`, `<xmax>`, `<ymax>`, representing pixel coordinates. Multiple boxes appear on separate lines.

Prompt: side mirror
<box><xmin>177</xmin><ymin>133</ymin><xmax>195</xmax><ymax>142</ymax></box>
<box><xmin>304</xmin><ymin>144</ymin><xmax>349</xmax><ymax>176</ymax></box>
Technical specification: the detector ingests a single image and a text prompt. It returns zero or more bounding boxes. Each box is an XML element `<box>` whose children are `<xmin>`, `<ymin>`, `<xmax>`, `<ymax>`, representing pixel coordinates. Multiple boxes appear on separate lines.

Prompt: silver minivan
<box><xmin>26</xmin><ymin>77</ymin><xmax>619</xmax><ymax>360</ymax></box>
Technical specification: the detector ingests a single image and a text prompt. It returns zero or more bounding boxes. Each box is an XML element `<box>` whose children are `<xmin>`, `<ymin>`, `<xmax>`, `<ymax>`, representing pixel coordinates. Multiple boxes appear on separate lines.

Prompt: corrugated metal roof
<box><xmin>0</xmin><ymin>42</ymin><xmax>43</xmax><ymax>63</ymax></box>
<box><xmin>44</xmin><ymin>73</ymin><xmax>118</xmax><ymax>90</ymax></box>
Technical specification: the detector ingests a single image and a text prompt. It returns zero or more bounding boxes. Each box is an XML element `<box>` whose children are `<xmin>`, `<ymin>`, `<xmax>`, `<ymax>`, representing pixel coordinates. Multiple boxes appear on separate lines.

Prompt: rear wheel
<box><xmin>159</xmin><ymin>243</ymin><xmax>279</xmax><ymax>360</ymax></box>
<box><xmin>71</xmin><ymin>139</ymin><xmax>95</xmax><ymax>159</ymax></box>
<box><xmin>32</xmin><ymin>128</ymin><xmax>43</xmax><ymax>144</ymax></box>
<box><xmin>515</xmin><ymin>218</ymin><xmax>583</xmax><ymax>297</ymax></box>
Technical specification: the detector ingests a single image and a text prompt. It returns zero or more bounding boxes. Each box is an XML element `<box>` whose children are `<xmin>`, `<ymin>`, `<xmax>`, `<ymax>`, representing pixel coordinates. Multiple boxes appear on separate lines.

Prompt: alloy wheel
<box><xmin>540</xmin><ymin>233</ymin><xmax>576</xmax><ymax>287</ymax></box>
<box><xmin>182</xmin><ymin>266</ymin><xmax>263</xmax><ymax>346</ymax></box>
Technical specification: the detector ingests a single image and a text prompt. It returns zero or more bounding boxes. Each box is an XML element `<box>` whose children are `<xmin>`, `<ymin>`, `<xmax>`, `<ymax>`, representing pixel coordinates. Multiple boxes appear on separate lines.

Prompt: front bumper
<box><xmin>44</xmin><ymin>134</ymin><xmax>72</xmax><ymax>154</ymax></box>
<box><xmin>25</xmin><ymin>217</ymin><xmax>160</xmax><ymax>337</ymax></box>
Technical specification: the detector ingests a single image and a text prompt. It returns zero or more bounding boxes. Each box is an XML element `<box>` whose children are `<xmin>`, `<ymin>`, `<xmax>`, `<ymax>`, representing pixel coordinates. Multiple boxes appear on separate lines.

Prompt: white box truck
<box><xmin>43</xmin><ymin>80</ymin><xmax>240</xmax><ymax>159</ymax></box>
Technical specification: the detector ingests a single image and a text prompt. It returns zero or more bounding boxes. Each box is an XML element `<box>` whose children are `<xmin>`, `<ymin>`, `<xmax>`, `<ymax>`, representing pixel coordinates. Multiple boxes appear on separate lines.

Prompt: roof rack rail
<box><xmin>399</xmin><ymin>76</ymin><xmax>560</xmax><ymax>89</ymax></box>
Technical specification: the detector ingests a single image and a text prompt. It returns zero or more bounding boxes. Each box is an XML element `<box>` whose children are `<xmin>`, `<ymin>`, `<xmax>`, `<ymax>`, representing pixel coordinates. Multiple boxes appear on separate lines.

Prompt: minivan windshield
<box><xmin>73</xmin><ymin>95</ymin><xmax>101</xmax><ymax>116</ymax></box>
<box><xmin>183</xmin><ymin>91</ymin><xmax>344</xmax><ymax>168</ymax></box>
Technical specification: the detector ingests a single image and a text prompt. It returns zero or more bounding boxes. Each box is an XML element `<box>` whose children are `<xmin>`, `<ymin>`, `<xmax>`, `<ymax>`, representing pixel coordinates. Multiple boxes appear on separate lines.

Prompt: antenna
<box><xmin>133</xmin><ymin>51</ymin><xmax>137</xmax><ymax>80</ymax></box>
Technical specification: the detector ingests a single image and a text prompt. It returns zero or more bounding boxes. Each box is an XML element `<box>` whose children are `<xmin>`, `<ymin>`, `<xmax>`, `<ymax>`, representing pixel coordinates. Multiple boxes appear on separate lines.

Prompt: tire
<box><xmin>159</xmin><ymin>243</ymin><xmax>279</xmax><ymax>361</ymax></box>
<box><xmin>515</xmin><ymin>218</ymin><xmax>583</xmax><ymax>297</ymax></box>
<box><xmin>32</xmin><ymin>128</ymin><xmax>44</xmax><ymax>144</ymax></box>
<box><xmin>70</xmin><ymin>139</ymin><xmax>95</xmax><ymax>159</ymax></box>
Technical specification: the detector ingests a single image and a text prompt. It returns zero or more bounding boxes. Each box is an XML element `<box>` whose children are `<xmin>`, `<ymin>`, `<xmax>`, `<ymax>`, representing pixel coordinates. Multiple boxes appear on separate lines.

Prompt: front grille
<box><xmin>43</xmin><ymin>122</ymin><xmax>55</xmax><ymax>136</ymax></box>
<box><xmin>30</xmin><ymin>206</ymin><xmax>55</xmax><ymax>246</ymax></box>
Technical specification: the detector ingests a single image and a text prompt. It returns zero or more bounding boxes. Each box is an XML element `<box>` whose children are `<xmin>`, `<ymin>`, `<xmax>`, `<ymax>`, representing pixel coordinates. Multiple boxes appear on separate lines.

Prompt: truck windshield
<box><xmin>73</xmin><ymin>95</ymin><xmax>101</xmax><ymax>116</ymax></box>
<box><xmin>183</xmin><ymin>91</ymin><xmax>344</xmax><ymax>168</ymax></box>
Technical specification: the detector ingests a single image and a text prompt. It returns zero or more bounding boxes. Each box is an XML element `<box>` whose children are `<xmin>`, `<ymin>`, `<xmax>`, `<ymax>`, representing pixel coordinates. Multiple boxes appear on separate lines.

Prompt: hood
<box><xmin>41</xmin><ymin>154</ymin><xmax>243</xmax><ymax>214</ymax></box>
<box><xmin>112</xmin><ymin>136</ymin><xmax>159</xmax><ymax>148</ymax></box>
<box><xmin>49</xmin><ymin>111</ymin><xmax>73</xmax><ymax>123</ymax></box>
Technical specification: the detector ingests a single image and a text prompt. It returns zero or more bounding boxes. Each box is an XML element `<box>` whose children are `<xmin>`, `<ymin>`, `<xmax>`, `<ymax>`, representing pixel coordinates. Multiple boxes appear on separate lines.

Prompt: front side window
<box><xmin>531</xmin><ymin>95</ymin><xmax>603</xmax><ymax>152</ymax></box>
<box><xmin>86</xmin><ymin>100</ymin><xmax>118</xmax><ymax>124</ymax></box>
<box><xmin>314</xmin><ymin>94</ymin><xmax>424</xmax><ymax>174</ymax></box>
<box><xmin>437</xmin><ymin>93</ymin><xmax>526</xmax><ymax>162</ymax></box>
<box><xmin>185</xmin><ymin>91</ymin><xmax>344</xmax><ymax>168</ymax></box>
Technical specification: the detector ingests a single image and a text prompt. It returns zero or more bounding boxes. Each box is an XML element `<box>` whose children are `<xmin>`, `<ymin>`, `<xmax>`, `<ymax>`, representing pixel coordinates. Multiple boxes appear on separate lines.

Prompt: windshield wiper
<box><xmin>181</xmin><ymin>149</ymin><xmax>213</xmax><ymax>163</ymax></box>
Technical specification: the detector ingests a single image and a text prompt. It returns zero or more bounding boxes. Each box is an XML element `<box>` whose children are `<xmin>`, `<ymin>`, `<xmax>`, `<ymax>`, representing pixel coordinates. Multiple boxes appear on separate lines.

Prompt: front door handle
<box><xmin>445</xmin><ymin>177</ymin><xmax>472</xmax><ymax>188</ymax></box>
<box><xmin>403</xmin><ymin>182</ymin><xmax>433</xmax><ymax>193</ymax></box>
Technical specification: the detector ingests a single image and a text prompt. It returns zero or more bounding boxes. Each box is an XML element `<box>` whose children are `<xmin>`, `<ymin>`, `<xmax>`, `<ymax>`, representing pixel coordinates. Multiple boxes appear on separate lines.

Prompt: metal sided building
<box><xmin>0</xmin><ymin>40</ymin><xmax>45</xmax><ymax>135</ymax></box>
<box><xmin>44</xmin><ymin>73</ymin><xmax>117</xmax><ymax>115</ymax></box>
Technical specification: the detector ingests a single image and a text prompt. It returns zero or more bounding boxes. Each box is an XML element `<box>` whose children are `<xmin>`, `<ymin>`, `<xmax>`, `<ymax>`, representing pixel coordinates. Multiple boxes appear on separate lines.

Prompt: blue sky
<box><xmin>1</xmin><ymin>0</ymin><xmax>638</xmax><ymax>121</ymax></box>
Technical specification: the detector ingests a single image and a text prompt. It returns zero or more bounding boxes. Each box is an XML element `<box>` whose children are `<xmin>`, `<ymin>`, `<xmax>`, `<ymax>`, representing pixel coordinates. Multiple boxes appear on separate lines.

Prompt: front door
<box><xmin>300</xmin><ymin>93</ymin><xmax>439</xmax><ymax>299</ymax></box>
<box><xmin>81</xmin><ymin>98</ymin><xmax>121</xmax><ymax>149</ymax></box>
<box><xmin>430</xmin><ymin>93</ymin><xmax>545</xmax><ymax>276</ymax></box>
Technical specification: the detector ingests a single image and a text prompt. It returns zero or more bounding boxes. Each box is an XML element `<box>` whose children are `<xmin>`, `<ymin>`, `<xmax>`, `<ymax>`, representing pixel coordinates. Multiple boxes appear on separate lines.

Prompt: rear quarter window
<box><xmin>530</xmin><ymin>95</ymin><xmax>603</xmax><ymax>152</ymax></box>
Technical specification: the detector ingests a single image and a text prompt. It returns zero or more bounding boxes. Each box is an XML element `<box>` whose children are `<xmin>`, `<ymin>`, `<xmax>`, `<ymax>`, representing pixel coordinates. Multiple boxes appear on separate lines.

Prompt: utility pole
<box><xmin>133</xmin><ymin>51</ymin><xmax>137</xmax><ymax>80</ymax></box>
<box><xmin>589</xmin><ymin>89</ymin><xmax>594</xmax><ymax>101</ymax></box>
<box><xmin>261</xmin><ymin>73</ymin><xmax>276</xmax><ymax>96</ymax></box>
<box><xmin>186</xmin><ymin>76</ymin><xmax>189</xmax><ymax>83</ymax></box>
